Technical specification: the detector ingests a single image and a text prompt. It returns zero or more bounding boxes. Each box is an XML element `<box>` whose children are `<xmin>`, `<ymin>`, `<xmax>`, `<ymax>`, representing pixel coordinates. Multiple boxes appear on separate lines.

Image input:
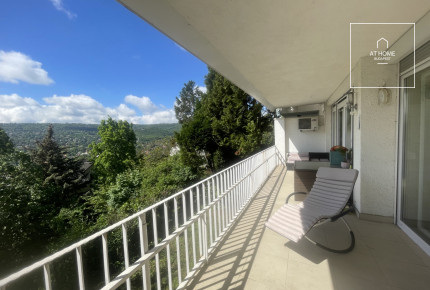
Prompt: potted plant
<box><xmin>330</xmin><ymin>145</ymin><xmax>349</xmax><ymax>166</ymax></box>
<box><xmin>341</xmin><ymin>149</ymin><xmax>352</xmax><ymax>168</ymax></box>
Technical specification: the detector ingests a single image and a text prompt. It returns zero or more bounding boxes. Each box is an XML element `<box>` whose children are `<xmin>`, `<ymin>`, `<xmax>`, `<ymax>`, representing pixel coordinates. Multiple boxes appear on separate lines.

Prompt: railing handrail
<box><xmin>0</xmin><ymin>146</ymin><xmax>278</xmax><ymax>287</ymax></box>
<box><xmin>101</xmin><ymin>150</ymin><xmax>276</xmax><ymax>289</ymax></box>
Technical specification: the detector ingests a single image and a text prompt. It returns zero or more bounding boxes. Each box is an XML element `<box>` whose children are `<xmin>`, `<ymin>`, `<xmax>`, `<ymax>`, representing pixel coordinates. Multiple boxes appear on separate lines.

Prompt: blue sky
<box><xmin>0</xmin><ymin>0</ymin><xmax>208</xmax><ymax>124</ymax></box>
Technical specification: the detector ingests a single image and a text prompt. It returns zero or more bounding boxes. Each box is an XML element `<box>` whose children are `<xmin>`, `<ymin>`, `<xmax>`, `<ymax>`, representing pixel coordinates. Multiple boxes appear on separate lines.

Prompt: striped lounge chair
<box><xmin>265</xmin><ymin>167</ymin><xmax>359</xmax><ymax>253</ymax></box>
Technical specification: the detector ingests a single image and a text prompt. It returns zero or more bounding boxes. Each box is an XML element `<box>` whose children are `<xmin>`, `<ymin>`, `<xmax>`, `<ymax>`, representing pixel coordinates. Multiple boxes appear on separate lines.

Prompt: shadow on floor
<box><xmin>186</xmin><ymin>166</ymin><xmax>287</xmax><ymax>289</ymax></box>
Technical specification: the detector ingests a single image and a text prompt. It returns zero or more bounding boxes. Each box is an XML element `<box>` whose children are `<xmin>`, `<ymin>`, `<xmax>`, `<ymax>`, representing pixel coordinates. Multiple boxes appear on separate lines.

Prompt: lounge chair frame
<box><xmin>285</xmin><ymin>191</ymin><xmax>355</xmax><ymax>254</ymax></box>
<box><xmin>266</xmin><ymin>167</ymin><xmax>358</xmax><ymax>254</ymax></box>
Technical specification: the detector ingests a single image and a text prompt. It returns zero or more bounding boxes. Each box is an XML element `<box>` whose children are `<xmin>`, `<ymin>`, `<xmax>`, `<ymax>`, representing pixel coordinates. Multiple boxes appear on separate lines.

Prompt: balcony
<box><xmin>0</xmin><ymin>147</ymin><xmax>280</xmax><ymax>289</ymax></box>
<box><xmin>188</xmin><ymin>167</ymin><xmax>430</xmax><ymax>290</ymax></box>
<box><xmin>1</xmin><ymin>146</ymin><xmax>430</xmax><ymax>289</ymax></box>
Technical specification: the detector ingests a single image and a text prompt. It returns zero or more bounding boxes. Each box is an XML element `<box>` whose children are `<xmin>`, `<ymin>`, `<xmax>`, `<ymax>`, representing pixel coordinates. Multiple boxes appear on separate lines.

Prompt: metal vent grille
<box><xmin>281</xmin><ymin>110</ymin><xmax>319</xmax><ymax>118</ymax></box>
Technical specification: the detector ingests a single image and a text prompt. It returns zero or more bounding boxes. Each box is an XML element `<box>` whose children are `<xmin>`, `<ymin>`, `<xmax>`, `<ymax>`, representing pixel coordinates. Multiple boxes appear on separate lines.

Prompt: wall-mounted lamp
<box><xmin>378</xmin><ymin>88</ymin><xmax>391</xmax><ymax>105</ymax></box>
<box><xmin>346</xmin><ymin>90</ymin><xmax>358</xmax><ymax>115</ymax></box>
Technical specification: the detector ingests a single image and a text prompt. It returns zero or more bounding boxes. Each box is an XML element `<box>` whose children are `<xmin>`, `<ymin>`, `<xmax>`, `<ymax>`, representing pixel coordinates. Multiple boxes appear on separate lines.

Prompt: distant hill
<box><xmin>0</xmin><ymin>123</ymin><xmax>181</xmax><ymax>156</ymax></box>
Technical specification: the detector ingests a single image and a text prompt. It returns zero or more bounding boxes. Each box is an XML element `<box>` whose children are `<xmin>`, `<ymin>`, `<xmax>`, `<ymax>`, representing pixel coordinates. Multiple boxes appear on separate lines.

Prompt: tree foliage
<box><xmin>84</xmin><ymin>143</ymin><xmax>197</xmax><ymax>231</ymax></box>
<box><xmin>0</xmin><ymin>121</ymin><xmax>195</xmax><ymax>283</ymax></box>
<box><xmin>176</xmin><ymin>67</ymin><xmax>274</xmax><ymax>172</ymax></box>
<box><xmin>175</xmin><ymin>104</ymin><xmax>216</xmax><ymax>173</ymax></box>
<box><xmin>89</xmin><ymin>117</ymin><xmax>137</xmax><ymax>185</ymax></box>
<box><xmin>31</xmin><ymin>125</ymin><xmax>87</xmax><ymax>207</ymax></box>
<box><xmin>174</xmin><ymin>80</ymin><xmax>203</xmax><ymax>124</ymax></box>
<box><xmin>0</xmin><ymin>151</ymin><xmax>48</xmax><ymax>270</ymax></box>
<box><xmin>0</xmin><ymin>127</ymin><xmax>14</xmax><ymax>155</ymax></box>
<box><xmin>0</xmin><ymin>126</ymin><xmax>88</xmax><ymax>276</ymax></box>
<box><xmin>0</xmin><ymin>66</ymin><xmax>273</xmax><ymax>283</ymax></box>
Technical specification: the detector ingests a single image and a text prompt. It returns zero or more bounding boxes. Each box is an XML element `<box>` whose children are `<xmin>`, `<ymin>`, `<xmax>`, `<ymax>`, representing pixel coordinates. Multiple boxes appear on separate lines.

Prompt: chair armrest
<box><xmin>286</xmin><ymin>192</ymin><xmax>307</xmax><ymax>203</ymax></box>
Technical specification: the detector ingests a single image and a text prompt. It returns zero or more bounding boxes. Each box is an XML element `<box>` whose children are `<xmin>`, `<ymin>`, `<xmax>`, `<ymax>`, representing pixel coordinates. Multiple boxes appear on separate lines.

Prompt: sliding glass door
<box><xmin>332</xmin><ymin>97</ymin><xmax>352</xmax><ymax>149</ymax></box>
<box><xmin>399</xmin><ymin>63</ymin><xmax>430</xmax><ymax>248</ymax></box>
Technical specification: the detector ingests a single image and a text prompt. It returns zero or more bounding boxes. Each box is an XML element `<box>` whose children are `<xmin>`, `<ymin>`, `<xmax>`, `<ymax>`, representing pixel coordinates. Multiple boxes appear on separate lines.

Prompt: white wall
<box><xmin>274</xmin><ymin>117</ymin><xmax>286</xmax><ymax>162</ymax></box>
<box><xmin>359</xmin><ymin>57</ymin><xmax>398</xmax><ymax>217</ymax></box>
<box><xmin>326</xmin><ymin>57</ymin><xmax>398</xmax><ymax>219</ymax></box>
<box><xmin>285</xmin><ymin>116</ymin><xmax>327</xmax><ymax>153</ymax></box>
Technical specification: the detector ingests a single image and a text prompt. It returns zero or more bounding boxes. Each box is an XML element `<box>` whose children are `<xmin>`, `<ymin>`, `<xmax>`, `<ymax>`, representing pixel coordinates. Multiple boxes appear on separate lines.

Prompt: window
<box><xmin>399</xmin><ymin>63</ymin><xmax>430</xmax><ymax>246</ymax></box>
<box><xmin>332</xmin><ymin>96</ymin><xmax>353</xmax><ymax>149</ymax></box>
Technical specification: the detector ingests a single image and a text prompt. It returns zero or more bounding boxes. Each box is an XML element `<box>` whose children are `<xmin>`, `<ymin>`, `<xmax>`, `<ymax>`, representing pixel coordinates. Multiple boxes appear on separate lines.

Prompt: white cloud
<box><xmin>115</xmin><ymin>103</ymin><xmax>136</xmax><ymax>117</ymax></box>
<box><xmin>0</xmin><ymin>93</ymin><xmax>39</xmax><ymax>108</ymax></box>
<box><xmin>0</xmin><ymin>94</ymin><xmax>177</xmax><ymax>124</ymax></box>
<box><xmin>134</xmin><ymin>110</ymin><xmax>177</xmax><ymax>124</ymax></box>
<box><xmin>197</xmin><ymin>86</ymin><xmax>207</xmax><ymax>93</ymax></box>
<box><xmin>125</xmin><ymin>95</ymin><xmax>159</xmax><ymax>114</ymax></box>
<box><xmin>49</xmin><ymin>0</ymin><xmax>76</xmax><ymax>19</ymax></box>
<box><xmin>0</xmin><ymin>51</ymin><xmax>54</xmax><ymax>85</ymax></box>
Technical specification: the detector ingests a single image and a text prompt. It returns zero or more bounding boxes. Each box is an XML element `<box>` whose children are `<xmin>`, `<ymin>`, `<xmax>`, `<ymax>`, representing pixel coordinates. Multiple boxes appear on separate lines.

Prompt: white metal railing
<box><xmin>0</xmin><ymin>146</ymin><xmax>281</xmax><ymax>290</ymax></box>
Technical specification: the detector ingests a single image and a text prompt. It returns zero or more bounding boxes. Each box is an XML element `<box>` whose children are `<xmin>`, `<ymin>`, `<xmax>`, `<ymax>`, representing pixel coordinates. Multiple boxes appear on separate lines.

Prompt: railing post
<box><xmin>152</xmin><ymin>209</ymin><xmax>161</xmax><ymax>290</ymax></box>
<box><xmin>216</xmin><ymin>175</ymin><xmax>221</xmax><ymax>235</ymax></box>
<box><xmin>211</xmin><ymin>178</ymin><xmax>217</xmax><ymax>239</ymax></box>
<box><xmin>196</xmin><ymin>186</ymin><xmax>202</xmax><ymax>256</ymax></box>
<box><xmin>43</xmin><ymin>263</ymin><xmax>52</xmax><ymax>290</ymax></box>
<box><xmin>251</xmin><ymin>160</ymin><xmax>254</xmax><ymax>194</ymax></box>
<box><xmin>206</xmin><ymin>181</ymin><xmax>213</xmax><ymax>245</ymax></box>
<box><xmin>221</xmin><ymin>173</ymin><xmax>226</xmax><ymax>229</ymax></box>
<box><xmin>163</xmin><ymin>203</ymin><xmax>173</xmax><ymax>290</ymax></box>
<box><xmin>182</xmin><ymin>193</ymin><xmax>190</xmax><ymax>274</ymax></box>
<box><xmin>122</xmin><ymin>224</ymin><xmax>131</xmax><ymax>290</ymax></box>
<box><xmin>201</xmin><ymin>183</ymin><xmax>208</xmax><ymax>261</ymax></box>
<box><xmin>189</xmin><ymin>189</ymin><xmax>197</xmax><ymax>266</ymax></box>
<box><xmin>229</xmin><ymin>169</ymin><xmax>233</xmax><ymax>221</ymax></box>
<box><xmin>76</xmin><ymin>246</ymin><xmax>85</xmax><ymax>290</ymax></box>
<box><xmin>174</xmin><ymin>197</ymin><xmax>182</xmax><ymax>284</ymax></box>
<box><xmin>138</xmin><ymin>214</ymin><xmax>151</xmax><ymax>290</ymax></box>
<box><xmin>203</xmin><ymin>211</ymin><xmax>208</xmax><ymax>261</ymax></box>
<box><xmin>102</xmin><ymin>233</ymin><xmax>110</xmax><ymax>286</ymax></box>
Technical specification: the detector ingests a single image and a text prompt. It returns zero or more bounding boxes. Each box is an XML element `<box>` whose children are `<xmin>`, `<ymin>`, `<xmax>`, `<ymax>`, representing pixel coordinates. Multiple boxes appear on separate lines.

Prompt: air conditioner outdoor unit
<box><xmin>298</xmin><ymin>117</ymin><xmax>318</xmax><ymax>131</ymax></box>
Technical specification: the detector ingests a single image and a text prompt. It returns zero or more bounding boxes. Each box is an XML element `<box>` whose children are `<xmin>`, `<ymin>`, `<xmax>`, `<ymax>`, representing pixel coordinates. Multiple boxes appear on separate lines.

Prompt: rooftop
<box><xmin>187</xmin><ymin>166</ymin><xmax>430</xmax><ymax>290</ymax></box>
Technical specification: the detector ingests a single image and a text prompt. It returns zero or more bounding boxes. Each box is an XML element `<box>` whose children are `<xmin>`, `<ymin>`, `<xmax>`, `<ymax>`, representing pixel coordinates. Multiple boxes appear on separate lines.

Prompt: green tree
<box><xmin>89</xmin><ymin>117</ymin><xmax>137</xmax><ymax>185</ymax></box>
<box><xmin>0</xmin><ymin>127</ymin><xmax>14</xmax><ymax>155</ymax></box>
<box><xmin>174</xmin><ymin>80</ymin><xmax>203</xmax><ymax>124</ymax></box>
<box><xmin>176</xmin><ymin>68</ymin><xmax>274</xmax><ymax>172</ymax></box>
<box><xmin>0</xmin><ymin>150</ymin><xmax>57</xmax><ymax>275</ymax></box>
<box><xmin>139</xmin><ymin>153</ymin><xmax>197</xmax><ymax>201</ymax></box>
<box><xmin>175</xmin><ymin>105</ymin><xmax>216</xmax><ymax>173</ymax></box>
<box><xmin>85</xmin><ymin>144</ymin><xmax>196</xmax><ymax>230</ymax></box>
<box><xmin>204</xmin><ymin>68</ymin><xmax>273</xmax><ymax>159</ymax></box>
<box><xmin>0</xmin><ymin>127</ymin><xmax>89</xmax><ymax>278</ymax></box>
<box><xmin>31</xmin><ymin>125</ymin><xmax>86</xmax><ymax>207</ymax></box>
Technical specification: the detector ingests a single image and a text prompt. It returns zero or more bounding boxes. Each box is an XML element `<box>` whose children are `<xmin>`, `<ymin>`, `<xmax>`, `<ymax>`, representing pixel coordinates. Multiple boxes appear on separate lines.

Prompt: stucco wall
<box><xmin>284</xmin><ymin>116</ymin><xmax>327</xmax><ymax>153</ymax></box>
<box><xmin>274</xmin><ymin>113</ymin><xmax>327</xmax><ymax>157</ymax></box>
<box><xmin>274</xmin><ymin>117</ymin><xmax>286</xmax><ymax>162</ymax></box>
<box><xmin>274</xmin><ymin>58</ymin><xmax>399</xmax><ymax>219</ymax></box>
<box><xmin>326</xmin><ymin>57</ymin><xmax>398</xmax><ymax>219</ymax></box>
<box><xmin>359</xmin><ymin>57</ymin><xmax>398</xmax><ymax>217</ymax></box>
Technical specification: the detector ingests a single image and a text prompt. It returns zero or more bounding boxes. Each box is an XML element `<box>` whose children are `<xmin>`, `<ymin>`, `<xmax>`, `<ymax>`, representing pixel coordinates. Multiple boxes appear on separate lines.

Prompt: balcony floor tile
<box><xmin>186</xmin><ymin>166</ymin><xmax>430</xmax><ymax>290</ymax></box>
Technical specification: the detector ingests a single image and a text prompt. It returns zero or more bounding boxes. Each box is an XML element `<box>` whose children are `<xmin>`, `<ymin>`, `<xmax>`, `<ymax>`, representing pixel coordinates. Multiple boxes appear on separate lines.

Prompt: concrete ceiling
<box><xmin>118</xmin><ymin>0</ymin><xmax>430</xmax><ymax>110</ymax></box>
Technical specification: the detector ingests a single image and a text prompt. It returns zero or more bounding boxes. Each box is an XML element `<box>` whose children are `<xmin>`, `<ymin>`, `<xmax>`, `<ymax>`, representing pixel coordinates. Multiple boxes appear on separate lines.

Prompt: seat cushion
<box><xmin>265</xmin><ymin>167</ymin><xmax>358</xmax><ymax>242</ymax></box>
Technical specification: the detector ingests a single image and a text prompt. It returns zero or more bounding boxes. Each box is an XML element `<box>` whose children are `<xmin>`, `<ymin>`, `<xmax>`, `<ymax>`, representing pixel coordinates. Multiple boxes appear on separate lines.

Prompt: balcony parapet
<box><xmin>0</xmin><ymin>146</ymin><xmax>282</xmax><ymax>290</ymax></box>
